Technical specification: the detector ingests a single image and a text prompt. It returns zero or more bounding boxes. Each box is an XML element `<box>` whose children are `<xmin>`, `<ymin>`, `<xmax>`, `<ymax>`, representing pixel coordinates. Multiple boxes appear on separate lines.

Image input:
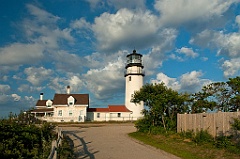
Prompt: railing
<box><xmin>48</xmin><ymin>127</ymin><xmax>62</xmax><ymax>159</ymax></box>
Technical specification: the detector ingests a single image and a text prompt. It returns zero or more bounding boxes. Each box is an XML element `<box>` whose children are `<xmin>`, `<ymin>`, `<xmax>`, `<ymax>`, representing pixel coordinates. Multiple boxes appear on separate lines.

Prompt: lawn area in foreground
<box><xmin>129</xmin><ymin>132</ymin><xmax>240</xmax><ymax>159</ymax></box>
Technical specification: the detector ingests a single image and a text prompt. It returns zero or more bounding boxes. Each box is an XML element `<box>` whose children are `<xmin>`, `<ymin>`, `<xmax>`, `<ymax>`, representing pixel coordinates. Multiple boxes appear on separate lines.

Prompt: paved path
<box><xmin>62</xmin><ymin>124</ymin><xmax>180</xmax><ymax>159</ymax></box>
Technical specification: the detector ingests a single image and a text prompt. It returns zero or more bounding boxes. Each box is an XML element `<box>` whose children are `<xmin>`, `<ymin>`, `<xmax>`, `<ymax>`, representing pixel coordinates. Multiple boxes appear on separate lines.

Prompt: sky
<box><xmin>0</xmin><ymin>0</ymin><xmax>240</xmax><ymax>117</ymax></box>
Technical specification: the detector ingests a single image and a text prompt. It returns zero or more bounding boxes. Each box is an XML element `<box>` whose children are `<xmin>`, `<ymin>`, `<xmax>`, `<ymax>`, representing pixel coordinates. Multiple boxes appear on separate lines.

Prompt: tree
<box><xmin>227</xmin><ymin>76</ymin><xmax>240</xmax><ymax>111</ymax></box>
<box><xmin>132</xmin><ymin>83</ymin><xmax>188</xmax><ymax>132</ymax></box>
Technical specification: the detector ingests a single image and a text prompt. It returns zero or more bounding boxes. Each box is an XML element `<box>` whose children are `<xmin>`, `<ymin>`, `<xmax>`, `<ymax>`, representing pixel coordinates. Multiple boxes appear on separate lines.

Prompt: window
<box><xmin>58</xmin><ymin>110</ymin><xmax>62</xmax><ymax>116</ymax></box>
<box><xmin>129</xmin><ymin>76</ymin><xmax>131</xmax><ymax>81</ymax></box>
<box><xmin>117</xmin><ymin>113</ymin><xmax>121</xmax><ymax>118</ymax></box>
<box><xmin>97</xmin><ymin>113</ymin><xmax>100</xmax><ymax>118</ymax></box>
<box><xmin>69</xmin><ymin>110</ymin><xmax>72</xmax><ymax>116</ymax></box>
<box><xmin>67</xmin><ymin>96</ymin><xmax>75</xmax><ymax>106</ymax></box>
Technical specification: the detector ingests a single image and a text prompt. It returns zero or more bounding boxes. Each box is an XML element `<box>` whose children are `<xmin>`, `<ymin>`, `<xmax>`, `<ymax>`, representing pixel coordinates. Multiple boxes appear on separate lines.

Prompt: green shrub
<box><xmin>135</xmin><ymin>118</ymin><xmax>152</xmax><ymax>133</ymax></box>
<box><xmin>149</xmin><ymin>126</ymin><xmax>166</xmax><ymax>135</ymax></box>
<box><xmin>192</xmin><ymin>129</ymin><xmax>213</xmax><ymax>144</ymax></box>
<box><xmin>215</xmin><ymin>136</ymin><xmax>232</xmax><ymax>148</ymax></box>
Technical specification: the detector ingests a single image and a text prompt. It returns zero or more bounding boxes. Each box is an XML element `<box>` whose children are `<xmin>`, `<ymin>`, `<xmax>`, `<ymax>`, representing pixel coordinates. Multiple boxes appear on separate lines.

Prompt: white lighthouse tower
<box><xmin>125</xmin><ymin>49</ymin><xmax>144</xmax><ymax>120</ymax></box>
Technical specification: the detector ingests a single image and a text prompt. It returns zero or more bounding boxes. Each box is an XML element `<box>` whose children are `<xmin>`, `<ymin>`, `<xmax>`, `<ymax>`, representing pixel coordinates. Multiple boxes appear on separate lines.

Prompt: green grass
<box><xmin>129</xmin><ymin>132</ymin><xmax>240</xmax><ymax>159</ymax></box>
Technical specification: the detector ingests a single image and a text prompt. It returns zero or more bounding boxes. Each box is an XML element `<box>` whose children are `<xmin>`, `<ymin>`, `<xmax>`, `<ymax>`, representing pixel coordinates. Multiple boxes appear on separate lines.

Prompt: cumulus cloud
<box><xmin>18</xmin><ymin>84</ymin><xmax>44</xmax><ymax>92</ymax></box>
<box><xmin>24</xmin><ymin>67</ymin><xmax>53</xmax><ymax>86</ymax></box>
<box><xmin>155</xmin><ymin>0</ymin><xmax>238</xmax><ymax>25</ymax></box>
<box><xmin>221</xmin><ymin>58</ymin><xmax>240</xmax><ymax>77</ymax></box>
<box><xmin>106</xmin><ymin>0</ymin><xmax>146</xmax><ymax>10</ymax></box>
<box><xmin>143</xmin><ymin>28</ymin><xmax>178</xmax><ymax>75</ymax></box>
<box><xmin>152</xmin><ymin>71</ymin><xmax>212</xmax><ymax>93</ymax></box>
<box><xmin>0</xmin><ymin>43</ymin><xmax>44</xmax><ymax>65</ymax></box>
<box><xmin>191</xmin><ymin>30</ymin><xmax>240</xmax><ymax>58</ymax></box>
<box><xmin>50</xmin><ymin>50</ymin><xmax>84</xmax><ymax>73</ymax></box>
<box><xmin>12</xmin><ymin>94</ymin><xmax>21</xmax><ymax>101</ymax></box>
<box><xmin>0</xmin><ymin>4</ymin><xmax>75</xmax><ymax>68</ymax></box>
<box><xmin>236</xmin><ymin>15</ymin><xmax>240</xmax><ymax>28</ymax></box>
<box><xmin>92</xmin><ymin>8</ymin><xmax>160</xmax><ymax>51</ymax></box>
<box><xmin>71</xmin><ymin>18</ymin><xmax>92</xmax><ymax>30</ymax></box>
<box><xmin>84</xmin><ymin>56</ymin><xmax>125</xmax><ymax>99</ymax></box>
<box><xmin>191</xmin><ymin>29</ymin><xmax>240</xmax><ymax>77</ymax></box>
<box><xmin>0</xmin><ymin>84</ymin><xmax>11</xmax><ymax>93</ymax></box>
<box><xmin>176</xmin><ymin>47</ymin><xmax>199</xmax><ymax>58</ymax></box>
<box><xmin>86</xmin><ymin>0</ymin><xmax>146</xmax><ymax>10</ymax></box>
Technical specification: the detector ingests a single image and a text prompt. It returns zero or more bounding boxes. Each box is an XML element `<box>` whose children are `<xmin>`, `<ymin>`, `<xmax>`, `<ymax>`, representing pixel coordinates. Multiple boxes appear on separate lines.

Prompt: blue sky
<box><xmin>1</xmin><ymin>0</ymin><xmax>240</xmax><ymax>117</ymax></box>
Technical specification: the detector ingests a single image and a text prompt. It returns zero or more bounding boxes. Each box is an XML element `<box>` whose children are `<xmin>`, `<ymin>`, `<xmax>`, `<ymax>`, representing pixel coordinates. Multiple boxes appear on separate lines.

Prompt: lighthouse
<box><xmin>125</xmin><ymin>49</ymin><xmax>144</xmax><ymax>120</ymax></box>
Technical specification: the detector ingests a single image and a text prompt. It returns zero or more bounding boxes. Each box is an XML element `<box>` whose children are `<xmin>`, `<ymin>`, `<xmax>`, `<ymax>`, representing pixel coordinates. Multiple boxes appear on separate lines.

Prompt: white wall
<box><xmin>87</xmin><ymin>112</ymin><xmax>133</xmax><ymax>121</ymax></box>
<box><xmin>53</xmin><ymin>105</ymin><xmax>87</xmax><ymax>122</ymax></box>
<box><xmin>125</xmin><ymin>66</ymin><xmax>144</xmax><ymax>120</ymax></box>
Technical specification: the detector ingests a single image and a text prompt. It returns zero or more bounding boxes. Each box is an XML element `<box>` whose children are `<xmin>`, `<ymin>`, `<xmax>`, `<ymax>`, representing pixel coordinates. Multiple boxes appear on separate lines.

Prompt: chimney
<box><xmin>40</xmin><ymin>93</ymin><xmax>43</xmax><ymax>100</ymax></box>
<box><xmin>67</xmin><ymin>86</ymin><xmax>70</xmax><ymax>94</ymax></box>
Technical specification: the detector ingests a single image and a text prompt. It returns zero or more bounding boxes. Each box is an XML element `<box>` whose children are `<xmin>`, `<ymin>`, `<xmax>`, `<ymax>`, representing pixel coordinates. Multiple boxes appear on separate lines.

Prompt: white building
<box><xmin>87</xmin><ymin>105</ymin><xmax>132</xmax><ymax>121</ymax></box>
<box><xmin>125</xmin><ymin>49</ymin><xmax>144</xmax><ymax>120</ymax></box>
<box><xmin>31</xmin><ymin>86</ymin><xmax>89</xmax><ymax>122</ymax></box>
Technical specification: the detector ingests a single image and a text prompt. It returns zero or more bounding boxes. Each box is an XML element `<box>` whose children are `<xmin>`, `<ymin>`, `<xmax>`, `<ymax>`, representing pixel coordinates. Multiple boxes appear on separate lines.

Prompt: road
<box><xmin>62</xmin><ymin>123</ymin><xmax>180</xmax><ymax>159</ymax></box>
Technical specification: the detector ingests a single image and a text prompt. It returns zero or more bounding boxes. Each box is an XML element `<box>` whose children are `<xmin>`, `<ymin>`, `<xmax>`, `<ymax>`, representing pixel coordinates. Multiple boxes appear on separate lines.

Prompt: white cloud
<box><xmin>176</xmin><ymin>47</ymin><xmax>198</xmax><ymax>58</ymax></box>
<box><xmin>0</xmin><ymin>84</ymin><xmax>11</xmax><ymax>93</ymax></box>
<box><xmin>92</xmin><ymin>8</ymin><xmax>159</xmax><ymax>51</ymax></box>
<box><xmin>24</xmin><ymin>67</ymin><xmax>53</xmax><ymax>86</ymax></box>
<box><xmin>155</xmin><ymin>0</ymin><xmax>238</xmax><ymax>25</ymax></box>
<box><xmin>86</xmin><ymin>0</ymin><xmax>146</xmax><ymax>10</ymax></box>
<box><xmin>191</xmin><ymin>30</ymin><xmax>240</xmax><ymax>58</ymax></box>
<box><xmin>50</xmin><ymin>50</ymin><xmax>84</xmax><ymax>73</ymax></box>
<box><xmin>11</xmin><ymin>94</ymin><xmax>21</xmax><ymax>101</ymax></box>
<box><xmin>84</xmin><ymin>57</ymin><xmax>125</xmax><ymax>99</ymax></box>
<box><xmin>152</xmin><ymin>73</ymin><xmax>180</xmax><ymax>91</ymax></box>
<box><xmin>236</xmin><ymin>15</ymin><xmax>240</xmax><ymax>28</ymax></box>
<box><xmin>152</xmin><ymin>71</ymin><xmax>212</xmax><ymax>93</ymax></box>
<box><xmin>143</xmin><ymin>28</ymin><xmax>178</xmax><ymax>75</ymax></box>
<box><xmin>65</xmin><ymin>74</ymin><xmax>83</xmax><ymax>93</ymax></box>
<box><xmin>0</xmin><ymin>43</ymin><xmax>44</xmax><ymax>65</ymax></box>
<box><xmin>106</xmin><ymin>0</ymin><xmax>146</xmax><ymax>10</ymax></box>
<box><xmin>26</xmin><ymin>4</ymin><xmax>60</xmax><ymax>24</ymax></box>
<box><xmin>71</xmin><ymin>18</ymin><xmax>92</xmax><ymax>30</ymax></box>
<box><xmin>221</xmin><ymin>58</ymin><xmax>240</xmax><ymax>77</ymax></box>
<box><xmin>18</xmin><ymin>84</ymin><xmax>44</xmax><ymax>92</ymax></box>
<box><xmin>201</xmin><ymin>57</ymin><xmax>208</xmax><ymax>61</ymax></box>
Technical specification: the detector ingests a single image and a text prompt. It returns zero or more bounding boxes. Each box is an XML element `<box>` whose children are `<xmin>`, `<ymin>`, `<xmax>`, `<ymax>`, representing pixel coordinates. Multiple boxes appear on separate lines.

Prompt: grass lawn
<box><xmin>129</xmin><ymin>132</ymin><xmax>240</xmax><ymax>159</ymax></box>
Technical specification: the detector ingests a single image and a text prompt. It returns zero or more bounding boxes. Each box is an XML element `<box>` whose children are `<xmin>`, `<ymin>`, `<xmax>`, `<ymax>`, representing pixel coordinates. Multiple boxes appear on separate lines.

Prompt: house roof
<box><xmin>87</xmin><ymin>107</ymin><xmax>109</xmax><ymax>112</ymax></box>
<box><xmin>109</xmin><ymin>105</ymin><xmax>132</xmax><ymax>112</ymax></box>
<box><xmin>52</xmin><ymin>94</ymin><xmax>89</xmax><ymax>105</ymax></box>
<box><xmin>30</xmin><ymin>108</ymin><xmax>54</xmax><ymax>113</ymax></box>
<box><xmin>36</xmin><ymin>100</ymin><xmax>48</xmax><ymax>106</ymax></box>
<box><xmin>87</xmin><ymin>105</ymin><xmax>132</xmax><ymax>113</ymax></box>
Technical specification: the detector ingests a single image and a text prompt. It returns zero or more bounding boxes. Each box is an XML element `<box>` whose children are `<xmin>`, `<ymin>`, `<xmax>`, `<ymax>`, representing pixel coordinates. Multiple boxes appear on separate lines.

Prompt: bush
<box><xmin>192</xmin><ymin>129</ymin><xmax>214</xmax><ymax>144</ymax></box>
<box><xmin>135</xmin><ymin>118</ymin><xmax>152</xmax><ymax>133</ymax></box>
<box><xmin>215</xmin><ymin>136</ymin><xmax>232</xmax><ymax>148</ymax></box>
<box><xmin>149</xmin><ymin>126</ymin><xmax>166</xmax><ymax>135</ymax></box>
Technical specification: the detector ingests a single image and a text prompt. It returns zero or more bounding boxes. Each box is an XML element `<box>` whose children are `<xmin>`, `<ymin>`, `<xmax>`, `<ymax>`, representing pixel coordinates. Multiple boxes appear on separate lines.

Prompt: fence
<box><xmin>48</xmin><ymin>127</ymin><xmax>63</xmax><ymax>159</ymax></box>
<box><xmin>177</xmin><ymin>111</ymin><xmax>240</xmax><ymax>137</ymax></box>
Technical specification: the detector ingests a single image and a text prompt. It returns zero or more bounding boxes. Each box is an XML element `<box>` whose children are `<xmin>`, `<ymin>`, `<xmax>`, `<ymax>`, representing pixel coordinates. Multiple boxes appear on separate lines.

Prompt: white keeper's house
<box><xmin>30</xmin><ymin>49</ymin><xmax>145</xmax><ymax>122</ymax></box>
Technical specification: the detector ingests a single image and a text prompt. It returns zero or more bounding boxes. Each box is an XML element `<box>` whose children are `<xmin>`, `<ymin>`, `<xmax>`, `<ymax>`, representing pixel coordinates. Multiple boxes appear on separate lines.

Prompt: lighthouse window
<box><xmin>129</xmin><ymin>76</ymin><xmax>131</xmax><ymax>81</ymax></box>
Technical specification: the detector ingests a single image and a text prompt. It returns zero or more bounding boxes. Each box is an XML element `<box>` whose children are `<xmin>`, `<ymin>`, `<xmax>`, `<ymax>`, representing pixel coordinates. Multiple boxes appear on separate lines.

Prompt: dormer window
<box><xmin>67</xmin><ymin>96</ymin><xmax>75</xmax><ymax>106</ymax></box>
<box><xmin>46</xmin><ymin>100</ymin><xmax>53</xmax><ymax>107</ymax></box>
